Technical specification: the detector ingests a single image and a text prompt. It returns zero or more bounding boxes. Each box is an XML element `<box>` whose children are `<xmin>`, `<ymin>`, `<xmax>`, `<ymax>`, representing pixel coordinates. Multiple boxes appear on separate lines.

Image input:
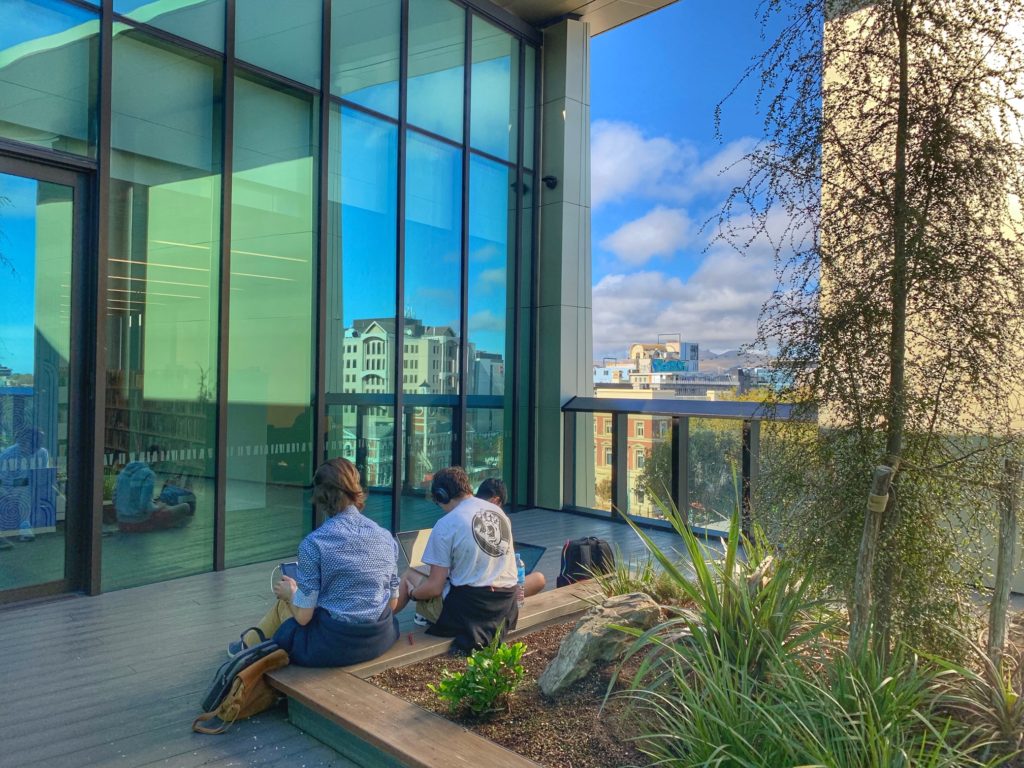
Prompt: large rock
<box><xmin>538</xmin><ymin>592</ymin><xmax>661</xmax><ymax>697</ymax></box>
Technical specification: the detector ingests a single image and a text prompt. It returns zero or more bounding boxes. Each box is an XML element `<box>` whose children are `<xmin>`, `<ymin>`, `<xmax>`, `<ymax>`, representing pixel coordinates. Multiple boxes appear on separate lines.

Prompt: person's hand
<box><xmin>405</xmin><ymin>576</ymin><xmax>421</xmax><ymax>599</ymax></box>
<box><xmin>274</xmin><ymin>575</ymin><xmax>297</xmax><ymax>602</ymax></box>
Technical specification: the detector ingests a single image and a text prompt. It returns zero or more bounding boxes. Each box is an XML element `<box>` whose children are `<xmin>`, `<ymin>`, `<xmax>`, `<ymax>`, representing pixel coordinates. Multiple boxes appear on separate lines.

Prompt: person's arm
<box><xmin>408</xmin><ymin>564</ymin><xmax>449</xmax><ymax>601</ymax></box>
<box><xmin>273</xmin><ymin>576</ymin><xmax>315</xmax><ymax>625</ymax></box>
<box><xmin>286</xmin><ymin>538</ymin><xmax>321</xmax><ymax>625</ymax></box>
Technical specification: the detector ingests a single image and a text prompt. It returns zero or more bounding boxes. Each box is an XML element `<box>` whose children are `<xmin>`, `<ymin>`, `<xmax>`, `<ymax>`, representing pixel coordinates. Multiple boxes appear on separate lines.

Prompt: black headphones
<box><xmin>431</xmin><ymin>481</ymin><xmax>451</xmax><ymax>505</ymax></box>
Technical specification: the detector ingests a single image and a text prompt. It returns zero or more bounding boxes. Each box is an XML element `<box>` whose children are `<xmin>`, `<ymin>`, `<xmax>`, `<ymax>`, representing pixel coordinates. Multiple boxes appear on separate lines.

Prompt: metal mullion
<box><xmin>333</xmin><ymin>97</ymin><xmax>400</xmax><ymax>127</ymax></box>
<box><xmin>404</xmin><ymin>124</ymin><xmax>465</xmax><ymax>152</ymax></box>
<box><xmin>510</xmin><ymin>38</ymin><xmax>525</xmax><ymax>511</ymax></box>
<box><xmin>110</xmin><ymin>16</ymin><xmax>225</xmax><ymax>59</ymax></box>
<box><xmin>467</xmin><ymin>146</ymin><xmax>517</xmax><ymax>169</ymax></box>
<box><xmin>213</xmin><ymin>0</ymin><xmax>235</xmax><ymax>572</ymax></box>
<box><xmin>84</xmin><ymin>0</ymin><xmax>114</xmax><ymax>596</ymax></box>
<box><xmin>459</xmin><ymin>0</ymin><xmax>541</xmax><ymax>45</ymax></box>
<box><xmin>673</xmin><ymin>416</ymin><xmax>689</xmax><ymax>529</ymax></box>
<box><xmin>612</xmin><ymin>412</ymin><xmax>628</xmax><ymax>517</ymax></box>
<box><xmin>392</xmin><ymin>0</ymin><xmax>410</xmax><ymax>534</ymax></box>
<box><xmin>313</xmin><ymin>0</ymin><xmax>331</xmax><ymax>516</ymax></box>
<box><xmin>62</xmin><ymin>0</ymin><xmax>102</xmax><ymax>13</ymax></box>
<box><xmin>233</xmin><ymin>60</ymin><xmax>320</xmax><ymax>96</ymax></box>
<box><xmin>457</xmin><ymin>7</ymin><xmax>471</xmax><ymax>470</ymax></box>
<box><xmin>527</xmin><ymin>42</ymin><xmax>541</xmax><ymax>508</ymax></box>
<box><xmin>0</xmin><ymin>140</ymin><xmax>98</xmax><ymax>171</ymax></box>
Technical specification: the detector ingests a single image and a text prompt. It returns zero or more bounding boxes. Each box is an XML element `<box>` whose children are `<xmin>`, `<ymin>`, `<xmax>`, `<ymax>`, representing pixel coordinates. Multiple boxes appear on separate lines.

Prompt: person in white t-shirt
<box><xmin>395</xmin><ymin>466</ymin><xmax>544</xmax><ymax>651</ymax></box>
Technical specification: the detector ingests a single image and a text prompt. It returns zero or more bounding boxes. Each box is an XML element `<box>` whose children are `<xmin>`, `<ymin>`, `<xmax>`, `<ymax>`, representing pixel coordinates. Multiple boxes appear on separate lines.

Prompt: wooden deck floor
<box><xmin>0</xmin><ymin>509</ymin><xmax>696</xmax><ymax>768</ymax></box>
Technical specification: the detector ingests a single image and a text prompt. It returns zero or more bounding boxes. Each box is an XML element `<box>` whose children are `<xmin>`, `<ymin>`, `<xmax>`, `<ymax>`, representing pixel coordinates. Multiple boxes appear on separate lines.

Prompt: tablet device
<box><xmin>280</xmin><ymin>561</ymin><xmax>299</xmax><ymax>579</ymax></box>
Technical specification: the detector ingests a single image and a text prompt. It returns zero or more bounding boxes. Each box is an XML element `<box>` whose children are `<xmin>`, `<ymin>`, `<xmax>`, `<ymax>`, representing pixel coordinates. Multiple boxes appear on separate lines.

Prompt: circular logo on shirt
<box><xmin>471</xmin><ymin>509</ymin><xmax>512</xmax><ymax>558</ymax></box>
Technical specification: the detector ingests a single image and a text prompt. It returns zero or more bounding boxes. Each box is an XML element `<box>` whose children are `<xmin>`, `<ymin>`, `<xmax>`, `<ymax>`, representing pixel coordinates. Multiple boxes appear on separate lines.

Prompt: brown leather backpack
<box><xmin>192</xmin><ymin>648</ymin><xmax>290</xmax><ymax>734</ymax></box>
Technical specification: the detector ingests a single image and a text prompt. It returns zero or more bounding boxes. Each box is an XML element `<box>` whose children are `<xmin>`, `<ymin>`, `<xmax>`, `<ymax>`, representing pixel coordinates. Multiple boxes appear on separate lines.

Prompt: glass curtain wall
<box><xmin>0</xmin><ymin>0</ymin><xmax>538</xmax><ymax>595</ymax></box>
<box><xmin>102</xmin><ymin>30</ymin><xmax>221</xmax><ymax>590</ymax></box>
<box><xmin>224</xmin><ymin>75</ymin><xmax>317</xmax><ymax>568</ymax></box>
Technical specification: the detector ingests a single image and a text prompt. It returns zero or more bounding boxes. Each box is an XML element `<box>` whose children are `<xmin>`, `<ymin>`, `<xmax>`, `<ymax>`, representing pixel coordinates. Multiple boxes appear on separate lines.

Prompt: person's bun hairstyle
<box><xmin>312</xmin><ymin>457</ymin><xmax>366</xmax><ymax>514</ymax></box>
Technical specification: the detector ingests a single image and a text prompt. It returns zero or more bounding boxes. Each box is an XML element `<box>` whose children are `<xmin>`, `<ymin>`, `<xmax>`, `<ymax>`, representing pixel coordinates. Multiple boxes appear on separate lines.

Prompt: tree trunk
<box><xmin>849</xmin><ymin>463</ymin><xmax>896</xmax><ymax>655</ymax></box>
<box><xmin>988</xmin><ymin>459</ymin><xmax>1022</xmax><ymax>669</ymax></box>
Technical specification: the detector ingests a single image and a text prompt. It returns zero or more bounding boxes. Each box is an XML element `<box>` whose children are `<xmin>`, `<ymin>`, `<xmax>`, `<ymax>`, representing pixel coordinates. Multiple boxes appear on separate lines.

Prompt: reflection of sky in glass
<box><xmin>468</xmin><ymin>156</ymin><xmax>510</xmax><ymax>357</ymax></box>
<box><xmin>404</xmin><ymin>132</ymin><xmax>461</xmax><ymax>334</ymax></box>
<box><xmin>340</xmin><ymin>107</ymin><xmax>397</xmax><ymax>327</ymax></box>
<box><xmin>0</xmin><ymin>0</ymin><xmax>97</xmax><ymax>50</ymax></box>
<box><xmin>332</xmin><ymin>0</ymin><xmax>399</xmax><ymax>118</ymax></box>
<box><xmin>471</xmin><ymin>56</ymin><xmax>514</xmax><ymax>160</ymax></box>
<box><xmin>0</xmin><ymin>174</ymin><xmax>38</xmax><ymax>373</ymax></box>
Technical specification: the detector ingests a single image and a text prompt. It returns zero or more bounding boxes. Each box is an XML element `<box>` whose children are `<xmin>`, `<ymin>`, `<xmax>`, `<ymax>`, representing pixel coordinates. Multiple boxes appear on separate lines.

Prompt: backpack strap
<box><xmin>192</xmin><ymin>711</ymin><xmax>230</xmax><ymax>735</ymax></box>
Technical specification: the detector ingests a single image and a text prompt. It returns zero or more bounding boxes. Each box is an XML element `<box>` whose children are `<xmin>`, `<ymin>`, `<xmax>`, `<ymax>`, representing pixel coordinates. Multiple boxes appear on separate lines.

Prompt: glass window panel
<box><xmin>327</xmin><ymin>404</ymin><xmax>394</xmax><ymax>529</ymax></box>
<box><xmin>327</xmin><ymin>106</ymin><xmax>398</xmax><ymax>395</ymax></box>
<box><xmin>407</xmin><ymin>0</ymin><xmax>464</xmax><ymax>141</ymax></box>
<box><xmin>626</xmin><ymin>415</ymin><xmax>671</xmax><ymax>521</ymax></box>
<box><xmin>404</xmin><ymin>131</ymin><xmax>461</xmax><ymax>395</ymax></box>
<box><xmin>103</xmin><ymin>31</ymin><xmax>221</xmax><ymax>590</ymax></box>
<box><xmin>573</xmin><ymin>412</ymin><xmax>610</xmax><ymax>512</ymax></box>
<box><xmin>399</xmin><ymin>405</ymin><xmax>452</xmax><ymax>530</ymax></box>
<box><xmin>523</xmin><ymin>46</ymin><xmax>536</xmax><ymax>169</ymax></box>
<box><xmin>225</xmin><ymin>75</ymin><xmax>317</xmax><ymax>568</ymax></box>
<box><xmin>114</xmin><ymin>0</ymin><xmax>224</xmax><ymax>52</ymax></box>
<box><xmin>471</xmin><ymin>17</ymin><xmax>517</xmax><ymax>161</ymax></box>
<box><xmin>0</xmin><ymin>174</ymin><xmax>73</xmax><ymax>590</ymax></box>
<box><xmin>688</xmin><ymin>418</ymin><xmax>742</xmax><ymax>534</ymax></box>
<box><xmin>468</xmin><ymin>155</ymin><xmax>512</xmax><ymax>399</ymax></box>
<box><xmin>236</xmin><ymin>0</ymin><xmax>321</xmax><ymax>87</ymax></box>
<box><xmin>0</xmin><ymin>0</ymin><xmax>99</xmax><ymax>156</ymax></box>
<box><xmin>466</xmin><ymin>407</ymin><xmax>504</xmax><ymax>493</ymax></box>
<box><xmin>331</xmin><ymin>0</ymin><xmax>400</xmax><ymax>118</ymax></box>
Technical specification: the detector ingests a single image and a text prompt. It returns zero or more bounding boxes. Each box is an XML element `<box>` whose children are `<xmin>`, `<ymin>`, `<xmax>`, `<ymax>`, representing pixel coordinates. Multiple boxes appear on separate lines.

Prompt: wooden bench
<box><xmin>267</xmin><ymin>583</ymin><xmax>599</xmax><ymax>768</ymax></box>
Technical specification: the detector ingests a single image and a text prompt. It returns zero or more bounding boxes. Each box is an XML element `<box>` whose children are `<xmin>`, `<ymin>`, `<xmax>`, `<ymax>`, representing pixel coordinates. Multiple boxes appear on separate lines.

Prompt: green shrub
<box><xmin>428</xmin><ymin>631</ymin><xmax>526</xmax><ymax>717</ymax></box>
<box><xmin>592</xmin><ymin>548</ymin><xmax>689</xmax><ymax>605</ymax></box>
<box><xmin>611</xmin><ymin>496</ymin><xmax>1008</xmax><ymax>767</ymax></box>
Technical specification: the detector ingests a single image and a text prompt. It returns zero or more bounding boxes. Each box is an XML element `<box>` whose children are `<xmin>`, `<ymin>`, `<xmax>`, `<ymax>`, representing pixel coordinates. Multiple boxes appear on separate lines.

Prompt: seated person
<box><xmin>231</xmin><ymin>457</ymin><xmax>400</xmax><ymax>667</ymax></box>
<box><xmin>395</xmin><ymin>466</ymin><xmax>545</xmax><ymax>652</ymax></box>
<box><xmin>0</xmin><ymin>426</ymin><xmax>51</xmax><ymax>544</ymax></box>
<box><xmin>114</xmin><ymin>445</ymin><xmax>193</xmax><ymax>532</ymax></box>
<box><xmin>476</xmin><ymin>477</ymin><xmax>508</xmax><ymax>508</ymax></box>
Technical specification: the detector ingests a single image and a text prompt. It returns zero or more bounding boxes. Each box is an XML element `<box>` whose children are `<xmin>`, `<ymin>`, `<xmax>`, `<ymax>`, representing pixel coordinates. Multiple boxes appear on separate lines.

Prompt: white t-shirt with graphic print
<box><xmin>421</xmin><ymin>496</ymin><xmax>517</xmax><ymax>589</ymax></box>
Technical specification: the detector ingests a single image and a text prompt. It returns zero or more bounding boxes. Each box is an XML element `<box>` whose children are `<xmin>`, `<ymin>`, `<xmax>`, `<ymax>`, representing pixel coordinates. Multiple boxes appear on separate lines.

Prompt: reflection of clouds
<box><xmin>471</xmin><ymin>243</ymin><xmax>500</xmax><ymax>262</ymax></box>
<box><xmin>415</xmin><ymin>286</ymin><xmax>458</xmax><ymax>304</ymax></box>
<box><xmin>469</xmin><ymin>310</ymin><xmax>504</xmax><ymax>333</ymax></box>
<box><xmin>440</xmin><ymin>250</ymin><xmax>459</xmax><ymax>264</ymax></box>
<box><xmin>477</xmin><ymin>267</ymin><xmax>505</xmax><ymax>291</ymax></box>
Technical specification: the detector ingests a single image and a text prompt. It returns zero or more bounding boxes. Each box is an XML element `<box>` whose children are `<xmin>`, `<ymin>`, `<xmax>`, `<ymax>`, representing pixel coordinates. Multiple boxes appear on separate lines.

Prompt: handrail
<box><xmin>563</xmin><ymin>396</ymin><xmax>814</xmax><ymax>421</ymax></box>
<box><xmin>560</xmin><ymin>396</ymin><xmax>816</xmax><ymax>538</ymax></box>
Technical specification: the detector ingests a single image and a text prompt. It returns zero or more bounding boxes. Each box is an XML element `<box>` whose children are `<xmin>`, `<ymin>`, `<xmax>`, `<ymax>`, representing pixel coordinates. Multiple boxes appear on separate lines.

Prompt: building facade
<box><xmin>0</xmin><ymin>0</ymin><xmax>674</xmax><ymax>603</ymax></box>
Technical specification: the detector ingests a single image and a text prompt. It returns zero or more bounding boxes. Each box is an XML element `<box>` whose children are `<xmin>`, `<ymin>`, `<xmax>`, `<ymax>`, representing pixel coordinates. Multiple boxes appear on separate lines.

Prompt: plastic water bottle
<box><xmin>515</xmin><ymin>552</ymin><xmax>526</xmax><ymax>607</ymax></box>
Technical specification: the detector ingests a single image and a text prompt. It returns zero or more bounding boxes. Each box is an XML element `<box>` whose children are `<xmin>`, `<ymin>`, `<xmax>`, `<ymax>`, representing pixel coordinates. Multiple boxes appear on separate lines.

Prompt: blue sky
<box><xmin>590</xmin><ymin>0</ymin><xmax>787</xmax><ymax>358</ymax></box>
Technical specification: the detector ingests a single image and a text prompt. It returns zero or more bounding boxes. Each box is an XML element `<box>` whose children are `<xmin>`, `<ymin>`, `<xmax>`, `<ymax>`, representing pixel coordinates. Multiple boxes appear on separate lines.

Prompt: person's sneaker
<box><xmin>412</xmin><ymin>613</ymin><xmax>431</xmax><ymax>627</ymax></box>
<box><xmin>18</xmin><ymin>521</ymin><xmax>35</xmax><ymax>542</ymax></box>
<box><xmin>227</xmin><ymin>639</ymin><xmax>245</xmax><ymax>659</ymax></box>
<box><xmin>0</xmin><ymin>536</ymin><xmax>12</xmax><ymax>550</ymax></box>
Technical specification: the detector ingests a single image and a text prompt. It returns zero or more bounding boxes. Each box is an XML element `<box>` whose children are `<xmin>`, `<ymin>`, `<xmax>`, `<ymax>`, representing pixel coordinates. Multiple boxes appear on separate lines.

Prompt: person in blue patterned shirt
<box><xmin>229</xmin><ymin>457</ymin><xmax>400</xmax><ymax>667</ymax></box>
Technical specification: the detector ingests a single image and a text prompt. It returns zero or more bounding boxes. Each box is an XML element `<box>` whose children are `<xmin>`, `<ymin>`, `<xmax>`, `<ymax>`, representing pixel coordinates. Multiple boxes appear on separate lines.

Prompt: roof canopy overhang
<box><xmin>490</xmin><ymin>0</ymin><xmax>678</xmax><ymax>36</ymax></box>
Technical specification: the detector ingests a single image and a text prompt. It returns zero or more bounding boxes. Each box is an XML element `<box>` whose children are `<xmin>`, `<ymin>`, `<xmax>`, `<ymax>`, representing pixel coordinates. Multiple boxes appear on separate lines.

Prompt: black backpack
<box><xmin>557</xmin><ymin>536</ymin><xmax>615</xmax><ymax>587</ymax></box>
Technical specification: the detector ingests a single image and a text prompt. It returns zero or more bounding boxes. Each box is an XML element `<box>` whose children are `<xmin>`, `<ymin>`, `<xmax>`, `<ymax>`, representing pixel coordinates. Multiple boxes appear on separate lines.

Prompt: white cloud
<box><xmin>591</xmin><ymin>121</ymin><xmax>688</xmax><ymax>208</ymax></box>
<box><xmin>469</xmin><ymin>310</ymin><xmax>504</xmax><ymax>333</ymax></box>
<box><xmin>478</xmin><ymin>267</ymin><xmax>506</xmax><ymax>291</ymax></box>
<box><xmin>591</xmin><ymin>120</ymin><xmax>759</xmax><ymax>208</ymax></box>
<box><xmin>591</xmin><ymin>243</ymin><xmax>776</xmax><ymax>357</ymax></box>
<box><xmin>600</xmin><ymin>206</ymin><xmax>691</xmax><ymax>265</ymax></box>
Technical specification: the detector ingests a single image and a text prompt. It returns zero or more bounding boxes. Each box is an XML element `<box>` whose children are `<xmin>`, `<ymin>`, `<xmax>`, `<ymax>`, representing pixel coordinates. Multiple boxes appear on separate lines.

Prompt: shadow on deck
<box><xmin>0</xmin><ymin>508</ymin><xmax>697</xmax><ymax>767</ymax></box>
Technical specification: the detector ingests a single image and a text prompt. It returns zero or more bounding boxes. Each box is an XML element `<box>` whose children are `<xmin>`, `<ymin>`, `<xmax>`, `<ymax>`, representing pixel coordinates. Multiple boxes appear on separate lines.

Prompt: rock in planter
<box><xmin>538</xmin><ymin>592</ymin><xmax>661</xmax><ymax>697</ymax></box>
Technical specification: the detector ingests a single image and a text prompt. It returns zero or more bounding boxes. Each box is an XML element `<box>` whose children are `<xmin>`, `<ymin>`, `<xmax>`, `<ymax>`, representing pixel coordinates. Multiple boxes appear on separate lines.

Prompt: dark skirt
<box><xmin>273</xmin><ymin>605</ymin><xmax>399</xmax><ymax>667</ymax></box>
<box><xmin>426</xmin><ymin>584</ymin><xmax>519</xmax><ymax>652</ymax></box>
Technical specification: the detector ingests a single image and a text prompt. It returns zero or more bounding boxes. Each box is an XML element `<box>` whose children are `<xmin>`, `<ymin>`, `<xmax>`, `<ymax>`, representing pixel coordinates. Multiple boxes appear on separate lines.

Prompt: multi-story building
<box><xmin>0</xmin><ymin>0</ymin><xmax>676</xmax><ymax>603</ymax></box>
